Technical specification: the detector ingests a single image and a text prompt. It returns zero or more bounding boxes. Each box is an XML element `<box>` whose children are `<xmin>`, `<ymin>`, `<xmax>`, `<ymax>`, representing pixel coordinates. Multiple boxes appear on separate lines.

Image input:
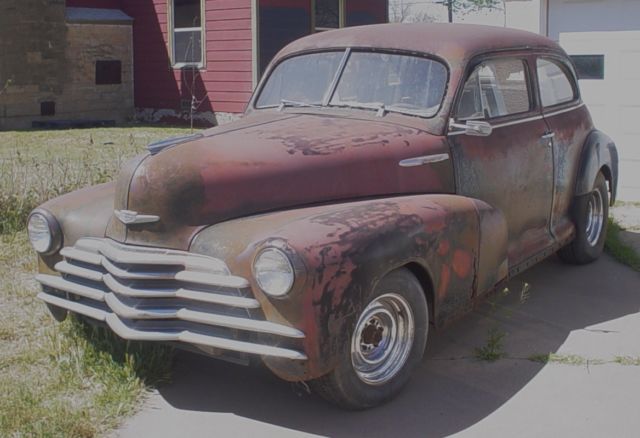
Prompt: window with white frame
<box><xmin>315</xmin><ymin>0</ymin><xmax>343</xmax><ymax>32</ymax></box>
<box><xmin>172</xmin><ymin>0</ymin><xmax>203</xmax><ymax>66</ymax></box>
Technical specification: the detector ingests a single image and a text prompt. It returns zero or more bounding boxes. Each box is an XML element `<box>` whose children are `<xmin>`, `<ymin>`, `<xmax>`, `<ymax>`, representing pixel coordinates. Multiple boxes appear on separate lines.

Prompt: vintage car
<box><xmin>28</xmin><ymin>23</ymin><xmax>618</xmax><ymax>409</ymax></box>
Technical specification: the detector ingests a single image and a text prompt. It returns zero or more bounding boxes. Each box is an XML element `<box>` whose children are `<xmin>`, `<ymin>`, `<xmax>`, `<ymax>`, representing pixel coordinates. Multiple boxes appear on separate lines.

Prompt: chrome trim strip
<box><xmin>38</xmin><ymin>292</ymin><xmax>307</xmax><ymax>360</ymax></box>
<box><xmin>492</xmin><ymin>114</ymin><xmax>544</xmax><ymax>130</ymax></box>
<box><xmin>62</xmin><ymin>244</ymin><xmax>249</xmax><ymax>288</ymax></box>
<box><xmin>109</xmin><ymin>314</ymin><xmax>308</xmax><ymax>360</ymax></box>
<box><xmin>101</xmin><ymin>258</ymin><xmax>175</xmax><ymax>280</ymax></box>
<box><xmin>55</xmin><ymin>261</ymin><xmax>104</xmax><ymax>282</ymax></box>
<box><xmin>39</xmin><ymin>292</ymin><xmax>107</xmax><ymax>321</ymax></box>
<box><xmin>74</xmin><ymin>238</ymin><xmax>230</xmax><ymax>273</ymax></box>
<box><xmin>399</xmin><ymin>153</ymin><xmax>450</xmax><ymax>168</ymax></box>
<box><xmin>103</xmin><ymin>292</ymin><xmax>303</xmax><ymax>338</ymax></box>
<box><xmin>41</xmin><ymin>273</ymin><xmax>261</xmax><ymax>309</ymax></box>
<box><xmin>544</xmin><ymin>102</ymin><xmax>585</xmax><ymax>118</ymax></box>
<box><xmin>37</xmin><ymin>274</ymin><xmax>105</xmax><ymax>301</ymax></box>
<box><xmin>104</xmin><ymin>293</ymin><xmax>175</xmax><ymax>320</ymax></box>
<box><xmin>174</xmin><ymin>271</ymin><xmax>250</xmax><ymax>289</ymax></box>
<box><xmin>102</xmin><ymin>274</ymin><xmax>260</xmax><ymax>308</ymax></box>
<box><xmin>448</xmin><ymin>103</ymin><xmax>585</xmax><ymax>137</ymax></box>
<box><xmin>114</xmin><ymin>209</ymin><xmax>160</xmax><ymax>225</ymax></box>
<box><xmin>177</xmin><ymin>309</ymin><xmax>305</xmax><ymax>338</ymax></box>
<box><xmin>60</xmin><ymin>247</ymin><xmax>102</xmax><ymax>265</ymax></box>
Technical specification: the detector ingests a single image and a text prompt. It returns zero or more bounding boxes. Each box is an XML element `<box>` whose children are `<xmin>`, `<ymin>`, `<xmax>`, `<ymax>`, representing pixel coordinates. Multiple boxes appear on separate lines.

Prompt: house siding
<box><xmin>128</xmin><ymin>0</ymin><xmax>251</xmax><ymax>121</ymax></box>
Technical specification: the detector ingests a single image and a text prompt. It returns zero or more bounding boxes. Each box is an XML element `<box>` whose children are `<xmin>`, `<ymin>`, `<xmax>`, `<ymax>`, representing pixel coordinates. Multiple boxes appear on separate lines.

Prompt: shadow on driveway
<box><xmin>148</xmin><ymin>255</ymin><xmax>639</xmax><ymax>437</ymax></box>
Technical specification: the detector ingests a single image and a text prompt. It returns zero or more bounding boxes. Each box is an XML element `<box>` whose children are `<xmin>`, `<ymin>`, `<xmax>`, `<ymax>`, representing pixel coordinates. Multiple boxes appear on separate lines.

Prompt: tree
<box><xmin>440</xmin><ymin>0</ymin><xmax>504</xmax><ymax>22</ymax></box>
<box><xmin>389</xmin><ymin>0</ymin><xmax>412</xmax><ymax>23</ymax></box>
<box><xmin>389</xmin><ymin>0</ymin><xmax>503</xmax><ymax>24</ymax></box>
<box><xmin>389</xmin><ymin>0</ymin><xmax>436</xmax><ymax>23</ymax></box>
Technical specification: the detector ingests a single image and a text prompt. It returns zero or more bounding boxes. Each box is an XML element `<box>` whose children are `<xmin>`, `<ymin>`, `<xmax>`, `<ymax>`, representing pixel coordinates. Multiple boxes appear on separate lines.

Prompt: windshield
<box><xmin>255</xmin><ymin>50</ymin><xmax>448</xmax><ymax>118</ymax></box>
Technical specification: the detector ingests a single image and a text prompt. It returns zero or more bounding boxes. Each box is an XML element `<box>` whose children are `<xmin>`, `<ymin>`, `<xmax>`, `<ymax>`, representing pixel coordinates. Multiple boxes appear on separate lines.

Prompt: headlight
<box><xmin>27</xmin><ymin>211</ymin><xmax>61</xmax><ymax>254</ymax></box>
<box><xmin>253</xmin><ymin>248</ymin><xmax>295</xmax><ymax>297</ymax></box>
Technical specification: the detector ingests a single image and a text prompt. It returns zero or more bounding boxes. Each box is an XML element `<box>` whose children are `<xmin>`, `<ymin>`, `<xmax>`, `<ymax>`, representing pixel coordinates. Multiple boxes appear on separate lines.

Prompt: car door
<box><xmin>535</xmin><ymin>56</ymin><xmax>594</xmax><ymax>244</ymax></box>
<box><xmin>448</xmin><ymin>55</ymin><xmax>555</xmax><ymax>270</ymax></box>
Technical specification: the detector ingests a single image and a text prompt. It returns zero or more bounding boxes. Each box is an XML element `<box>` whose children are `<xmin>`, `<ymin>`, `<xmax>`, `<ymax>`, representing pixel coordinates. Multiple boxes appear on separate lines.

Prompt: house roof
<box><xmin>66</xmin><ymin>7</ymin><xmax>133</xmax><ymax>24</ymax></box>
<box><xmin>278</xmin><ymin>23</ymin><xmax>563</xmax><ymax>63</ymax></box>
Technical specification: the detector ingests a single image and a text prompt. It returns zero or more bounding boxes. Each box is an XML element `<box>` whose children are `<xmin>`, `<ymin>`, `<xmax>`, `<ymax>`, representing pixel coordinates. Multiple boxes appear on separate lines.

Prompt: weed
<box><xmin>528</xmin><ymin>353</ymin><xmax>586</xmax><ymax>365</ymax></box>
<box><xmin>474</xmin><ymin>327</ymin><xmax>506</xmax><ymax>362</ymax></box>
<box><xmin>527</xmin><ymin>353</ymin><xmax>607</xmax><ymax>366</ymax></box>
<box><xmin>614</xmin><ymin>356</ymin><xmax>640</xmax><ymax>366</ymax></box>
<box><xmin>605</xmin><ymin>218</ymin><xmax>640</xmax><ymax>271</ymax></box>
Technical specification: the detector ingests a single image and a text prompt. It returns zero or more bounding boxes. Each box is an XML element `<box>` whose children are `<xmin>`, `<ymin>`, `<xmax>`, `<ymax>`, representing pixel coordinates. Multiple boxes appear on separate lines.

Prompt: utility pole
<box><xmin>436</xmin><ymin>0</ymin><xmax>455</xmax><ymax>23</ymax></box>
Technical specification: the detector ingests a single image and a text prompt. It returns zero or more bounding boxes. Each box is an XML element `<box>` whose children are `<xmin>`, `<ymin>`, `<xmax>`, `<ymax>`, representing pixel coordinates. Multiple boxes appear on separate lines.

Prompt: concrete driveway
<box><xmin>118</xmin><ymin>255</ymin><xmax>640</xmax><ymax>438</ymax></box>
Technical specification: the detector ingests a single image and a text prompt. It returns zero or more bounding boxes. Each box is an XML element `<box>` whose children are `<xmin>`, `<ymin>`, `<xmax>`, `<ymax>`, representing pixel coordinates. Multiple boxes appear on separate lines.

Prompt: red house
<box><xmin>65</xmin><ymin>0</ymin><xmax>388</xmax><ymax>126</ymax></box>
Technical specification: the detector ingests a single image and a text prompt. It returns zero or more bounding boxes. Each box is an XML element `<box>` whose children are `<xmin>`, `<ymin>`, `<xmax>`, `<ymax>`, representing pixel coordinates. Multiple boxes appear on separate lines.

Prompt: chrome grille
<box><xmin>37</xmin><ymin>238</ymin><xmax>306</xmax><ymax>360</ymax></box>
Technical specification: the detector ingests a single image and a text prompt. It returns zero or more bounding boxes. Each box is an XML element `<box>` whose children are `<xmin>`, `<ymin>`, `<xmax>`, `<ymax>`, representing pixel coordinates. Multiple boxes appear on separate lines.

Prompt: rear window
<box><xmin>537</xmin><ymin>58</ymin><xmax>578</xmax><ymax>107</ymax></box>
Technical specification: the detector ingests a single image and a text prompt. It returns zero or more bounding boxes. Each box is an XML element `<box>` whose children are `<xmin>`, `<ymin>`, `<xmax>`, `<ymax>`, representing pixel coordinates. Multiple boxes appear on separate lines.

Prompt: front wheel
<box><xmin>310</xmin><ymin>268</ymin><xmax>428</xmax><ymax>409</ymax></box>
<box><xmin>558</xmin><ymin>172</ymin><xmax>609</xmax><ymax>264</ymax></box>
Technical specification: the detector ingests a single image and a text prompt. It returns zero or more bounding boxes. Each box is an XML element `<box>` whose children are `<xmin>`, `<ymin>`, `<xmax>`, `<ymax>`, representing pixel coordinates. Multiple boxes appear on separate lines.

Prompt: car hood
<box><xmin>107</xmin><ymin>112</ymin><xmax>454</xmax><ymax>249</ymax></box>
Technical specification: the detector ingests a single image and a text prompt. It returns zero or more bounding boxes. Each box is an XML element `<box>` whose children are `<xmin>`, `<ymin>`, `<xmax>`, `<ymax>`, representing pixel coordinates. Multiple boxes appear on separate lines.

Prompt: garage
<box><xmin>547</xmin><ymin>0</ymin><xmax>640</xmax><ymax>201</ymax></box>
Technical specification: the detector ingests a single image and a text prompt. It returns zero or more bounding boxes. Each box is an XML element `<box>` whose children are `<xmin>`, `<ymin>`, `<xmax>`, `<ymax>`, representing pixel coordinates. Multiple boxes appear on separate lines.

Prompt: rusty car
<box><xmin>28</xmin><ymin>23</ymin><xmax>618</xmax><ymax>409</ymax></box>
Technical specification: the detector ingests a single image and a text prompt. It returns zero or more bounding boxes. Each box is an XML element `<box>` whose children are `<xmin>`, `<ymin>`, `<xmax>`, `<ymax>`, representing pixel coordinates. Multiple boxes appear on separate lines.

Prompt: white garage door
<box><xmin>546</xmin><ymin>0</ymin><xmax>640</xmax><ymax>201</ymax></box>
<box><xmin>559</xmin><ymin>31</ymin><xmax>640</xmax><ymax>201</ymax></box>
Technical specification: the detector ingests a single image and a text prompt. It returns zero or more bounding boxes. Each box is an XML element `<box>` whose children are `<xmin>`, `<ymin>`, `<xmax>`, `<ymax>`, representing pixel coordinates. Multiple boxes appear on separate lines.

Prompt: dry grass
<box><xmin>0</xmin><ymin>126</ymin><xmax>190</xmax><ymax>234</ymax></box>
<box><xmin>0</xmin><ymin>126</ymin><xmax>193</xmax><ymax>437</ymax></box>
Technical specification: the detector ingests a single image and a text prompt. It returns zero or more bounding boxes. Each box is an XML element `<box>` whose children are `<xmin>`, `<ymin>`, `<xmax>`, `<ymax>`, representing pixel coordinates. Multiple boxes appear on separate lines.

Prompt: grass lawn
<box><xmin>0</xmin><ymin>126</ymin><xmax>193</xmax><ymax>437</ymax></box>
<box><xmin>605</xmin><ymin>218</ymin><xmax>640</xmax><ymax>272</ymax></box>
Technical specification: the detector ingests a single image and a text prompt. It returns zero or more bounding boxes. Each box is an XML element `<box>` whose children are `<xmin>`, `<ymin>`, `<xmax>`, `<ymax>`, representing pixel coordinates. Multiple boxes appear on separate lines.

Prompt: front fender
<box><xmin>36</xmin><ymin>182</ymin><xmax>116</xmax><ymax>273</ymax></box>
<box><xmin>191</xmin><ymin>195</ymin><xmax>507</xmax><ymax>381</ymax></box>
<box><xmin>575</xmin><ymin>130</ymin><xmax>619</xmax><ymax>204</ymax></box>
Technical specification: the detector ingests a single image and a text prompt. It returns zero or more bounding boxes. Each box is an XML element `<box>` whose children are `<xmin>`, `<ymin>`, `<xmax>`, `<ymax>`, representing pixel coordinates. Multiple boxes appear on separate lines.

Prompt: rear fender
<box><xmin>575</xmin><ymin>130</ymin><xmax>619</xmax><ymax>205</ymax></box>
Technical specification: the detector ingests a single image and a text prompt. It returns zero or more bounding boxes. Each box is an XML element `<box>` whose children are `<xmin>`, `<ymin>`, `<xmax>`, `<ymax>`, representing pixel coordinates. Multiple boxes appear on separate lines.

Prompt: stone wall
<box><xmin>0</xmin><ymin>1</ymin><xmax>133</xmax><ymax>130</ymax></box>
<box><xmin>0</xmin><ymin>0</ymin><xmax>68</xmax><ymax>129</ymax></box>
<box><xmin>60</xmin><ymin>23</ymin><xmax>133</xmax><ymax>124</ymax></box>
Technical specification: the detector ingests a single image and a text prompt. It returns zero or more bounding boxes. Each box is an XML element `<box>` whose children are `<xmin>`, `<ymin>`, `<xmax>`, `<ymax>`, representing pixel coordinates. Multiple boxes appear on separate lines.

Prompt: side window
<box><xmin>456</xmin><ymin>58</ymin><xmax>531</xmax><ymax>121</ymax></box>
<box><xmin>172</xmin><ymin>0</ymin><xmax>204</xmax><ymax>67</ymax></box>
<box><xmin>537</xmin><ymin>58</ymin><xmax>577</xmax><ymax>107</ymax></box>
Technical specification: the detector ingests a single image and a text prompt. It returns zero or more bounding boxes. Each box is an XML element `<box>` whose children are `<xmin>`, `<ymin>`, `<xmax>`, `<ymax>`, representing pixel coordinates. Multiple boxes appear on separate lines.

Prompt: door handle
<box><xmin>541</xmin><ymin>132</ymin><xmax>555</xmax><ymax>146</ymax></box>
<box><xmin>399</xmin><ymin>154</ymin><xmax>450</xmax><ymax>168</ymax></box>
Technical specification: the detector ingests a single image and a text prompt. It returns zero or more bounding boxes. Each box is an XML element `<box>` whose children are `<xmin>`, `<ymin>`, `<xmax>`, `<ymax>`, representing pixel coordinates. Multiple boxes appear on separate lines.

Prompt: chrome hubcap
<box><xmin>351</xmin><ymin>293</ymin><xmax>415</xmax><ymax>385</ymax></box>
<box><xmin>585</xmin><ymin>189</ymin><xmax>604</xmax><ymax>247</ymax></box>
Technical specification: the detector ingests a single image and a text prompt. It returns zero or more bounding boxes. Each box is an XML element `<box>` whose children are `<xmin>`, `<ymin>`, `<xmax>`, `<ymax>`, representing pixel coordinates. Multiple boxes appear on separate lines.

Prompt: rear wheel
<box><xmin>558</xmin><ymin>172</ymin><xmax>609</xmax><ymax>264</ymax></box>
<box><xmin>310</xmin><ymin>268</ymin><xmax>428</xmax><ymax>409</ymax></box>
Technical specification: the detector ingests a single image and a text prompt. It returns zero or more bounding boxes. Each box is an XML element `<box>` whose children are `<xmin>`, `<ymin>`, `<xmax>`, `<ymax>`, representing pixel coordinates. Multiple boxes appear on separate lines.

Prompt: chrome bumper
<box><xmin>37</xmin><ymin>238</ymin><xmax>306</xmax><ymax>360</ymax></box>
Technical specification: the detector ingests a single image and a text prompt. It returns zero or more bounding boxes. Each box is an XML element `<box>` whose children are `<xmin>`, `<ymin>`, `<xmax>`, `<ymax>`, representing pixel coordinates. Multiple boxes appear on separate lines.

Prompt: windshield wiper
<box><xmin>278</xmin><ymin>99</ymin><xmax>323</xmax><ymax>111</ymax></box>
<box><xmin>385</xmin><ymin>105</ymin><xmax>436</xmax><ymax>118</ymax></box>
<box><xmin>330</xmin><ymin>101</ymin><xmax>387</xmax><ymax>117</ymax></box>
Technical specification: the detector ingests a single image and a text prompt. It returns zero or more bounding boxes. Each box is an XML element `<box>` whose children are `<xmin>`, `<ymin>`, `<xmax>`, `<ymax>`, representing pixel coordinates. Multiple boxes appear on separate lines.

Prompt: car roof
<box><xmin>277</xmin><ymin>23</ymin><xmax>564</xmax><ymax>63</ymax></box>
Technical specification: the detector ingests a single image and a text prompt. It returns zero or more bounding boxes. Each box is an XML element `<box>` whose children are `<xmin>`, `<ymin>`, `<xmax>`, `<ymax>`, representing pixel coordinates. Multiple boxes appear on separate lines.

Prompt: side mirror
<box><xmin>449</xmin><ymin>119</ymin><xmax>493</xmax><ymax>137</ymax></box>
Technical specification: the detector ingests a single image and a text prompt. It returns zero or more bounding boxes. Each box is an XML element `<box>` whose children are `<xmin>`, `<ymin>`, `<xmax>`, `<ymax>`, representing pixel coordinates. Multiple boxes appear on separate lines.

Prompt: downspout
<box><xmin>251</xmin><ymin>0</ymin><xmax>259</xmax><ymax>88</ymax></box>
<box><xmin>545</xmin><ymin>0</ymin><xmax>550</xmax><ymax>37</ymax></box>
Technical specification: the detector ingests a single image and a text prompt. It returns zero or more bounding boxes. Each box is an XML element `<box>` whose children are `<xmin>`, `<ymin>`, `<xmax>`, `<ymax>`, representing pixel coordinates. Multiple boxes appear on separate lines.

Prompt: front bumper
<box><xmin>36</xmin><ymin>238</ymin><xmax>307</xmax><ymax>361</ymax></box>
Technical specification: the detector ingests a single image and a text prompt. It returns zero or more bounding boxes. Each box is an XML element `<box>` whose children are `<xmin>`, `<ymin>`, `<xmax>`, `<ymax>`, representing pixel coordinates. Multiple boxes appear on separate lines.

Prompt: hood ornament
<box><xmin>114</xmin><ymin>210</ymin><xmax>160</xmax><ymax>225</ymax></box>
